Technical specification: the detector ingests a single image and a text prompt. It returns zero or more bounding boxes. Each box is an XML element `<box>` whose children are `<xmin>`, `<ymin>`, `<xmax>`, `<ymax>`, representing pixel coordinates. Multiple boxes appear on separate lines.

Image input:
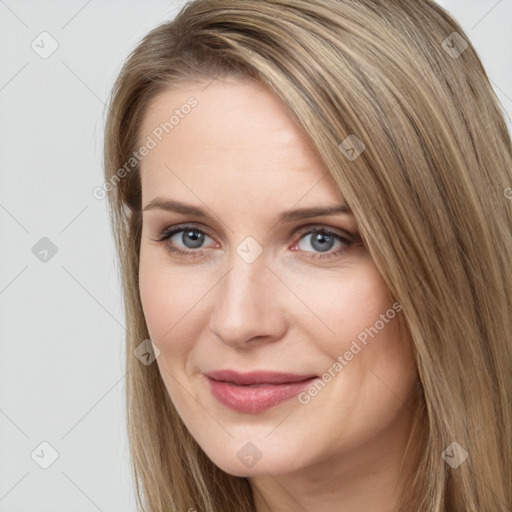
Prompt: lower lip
<box><xmin>206</xmin><ymin>376</ymin><xmax>319</xmax><ymax>414</ymax></box>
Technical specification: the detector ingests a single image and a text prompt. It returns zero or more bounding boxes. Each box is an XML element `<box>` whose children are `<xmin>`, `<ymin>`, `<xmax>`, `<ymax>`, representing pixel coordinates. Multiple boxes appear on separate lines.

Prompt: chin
<box><xmin>200</xmin><ymin>441</ymin><xmax>301</xmax><ymax>478</ymax></box>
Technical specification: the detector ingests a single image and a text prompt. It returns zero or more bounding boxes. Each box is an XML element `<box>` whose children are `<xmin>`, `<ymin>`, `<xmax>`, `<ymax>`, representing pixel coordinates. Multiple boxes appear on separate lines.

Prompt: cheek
<box><xmin>139</xmin><ymin>256</ymin><xmax>172</xmax><ymax>341</ymax></box>
<box><xmin>138</xmin><ymin>252</ymin><xmax>212</xmax><ymax>354</ymax></box>
<box><xmin>300</xmin><ymin>263</ymin><xmax>414</xmax><ymax>399</ymax></box>
<box><xmin>290</xmin><ymin>262</ymin><xmax>397</xmax><ymax>350</ymax></box>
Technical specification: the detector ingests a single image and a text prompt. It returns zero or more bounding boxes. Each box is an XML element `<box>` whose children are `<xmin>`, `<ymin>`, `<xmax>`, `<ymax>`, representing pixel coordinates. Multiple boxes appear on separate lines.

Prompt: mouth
<box><xmin>204</xmin><ymin>370</ymin><xmax>319</xmax><ymax>413</ymax></box>
<box><xmin>204</xmin><ymin>369</ymin><xmax>318</xmax><ymax>385</ymax></box>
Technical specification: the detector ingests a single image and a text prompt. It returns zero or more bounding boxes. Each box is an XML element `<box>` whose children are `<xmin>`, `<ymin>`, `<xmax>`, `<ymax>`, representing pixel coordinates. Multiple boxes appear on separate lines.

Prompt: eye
<box><xmin>152</xmin><ymin>225</ymin><xmax>217</xmax><ymax>259</ymax></box>
<box><xmin>291</xmin><ymin>226</ymin><xmax>354</xmax><ymax>261</ymax></box>
<box><xmin>151</xmin><ymin>224</ymin><xmax>357</xmax><ymax>262</ymax></box>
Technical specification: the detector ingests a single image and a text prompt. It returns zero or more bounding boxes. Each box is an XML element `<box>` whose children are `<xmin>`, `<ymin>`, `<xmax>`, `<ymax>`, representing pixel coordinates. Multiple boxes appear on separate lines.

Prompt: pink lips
<box><xmin>204</xmin><ymin>369</ymin><xmax>319</xmax><ymax>414</ymax></box>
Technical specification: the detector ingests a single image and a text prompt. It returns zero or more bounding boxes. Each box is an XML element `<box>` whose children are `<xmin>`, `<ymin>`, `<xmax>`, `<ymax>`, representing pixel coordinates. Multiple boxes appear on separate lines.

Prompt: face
<box><xmin>138</xmin><ymin>78</ymin><xmax>418</xmax><ymax>480</ymax></box>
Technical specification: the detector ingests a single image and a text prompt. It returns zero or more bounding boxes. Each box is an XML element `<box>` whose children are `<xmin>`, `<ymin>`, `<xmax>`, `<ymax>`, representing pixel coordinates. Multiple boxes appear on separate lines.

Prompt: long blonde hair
<box><xmin>102</xmin><ymin>1</ymin><xmax>512</xmax><ymax>510</ymax></box>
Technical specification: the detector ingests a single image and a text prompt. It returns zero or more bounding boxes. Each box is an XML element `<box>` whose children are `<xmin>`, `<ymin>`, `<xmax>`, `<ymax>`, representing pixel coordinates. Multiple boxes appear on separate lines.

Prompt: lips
<box><xmin>205</xmin><ymin>369</ymin><xmax>318</xmax><ymax>385</ymax></box>
<box><xmin>204</xmin><ymin>369</ymin><xmax>319</xmax><ymax>413</ymax></box>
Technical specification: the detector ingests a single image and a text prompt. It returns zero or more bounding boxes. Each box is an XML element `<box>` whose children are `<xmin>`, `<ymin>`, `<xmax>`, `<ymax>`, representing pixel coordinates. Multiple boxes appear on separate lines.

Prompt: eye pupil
<box><xmin>311</xmin><ymin>231</ymin><xmax>334</xmax><ymax>252</ymax></box>
<box><xmin>182</xmin><ymin>230</ymin><xmax>204</xmax><ymax>248</ymax></box>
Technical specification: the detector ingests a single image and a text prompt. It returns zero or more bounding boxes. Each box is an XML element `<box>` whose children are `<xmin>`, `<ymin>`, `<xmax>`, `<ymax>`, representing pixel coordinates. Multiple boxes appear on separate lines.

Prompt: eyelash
<box><xmin>152</xmin><ymin>223</ymin><xmax>357</xmax><ymax>262</ymax></box>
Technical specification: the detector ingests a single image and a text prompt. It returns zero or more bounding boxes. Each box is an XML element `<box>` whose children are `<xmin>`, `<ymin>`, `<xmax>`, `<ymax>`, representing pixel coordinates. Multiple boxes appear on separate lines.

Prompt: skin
<box><xmin>138</xmin><ymin>78</ymin><xmax>420</xmax><ymax>512</ymax></box>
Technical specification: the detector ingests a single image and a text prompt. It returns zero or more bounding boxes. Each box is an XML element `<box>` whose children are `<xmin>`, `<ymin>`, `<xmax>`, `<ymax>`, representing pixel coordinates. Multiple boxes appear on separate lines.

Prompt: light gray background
<box><xmin>0</xmin><ymin>1</ymin><xmax>510</xmax><ymax>510</ymax></box>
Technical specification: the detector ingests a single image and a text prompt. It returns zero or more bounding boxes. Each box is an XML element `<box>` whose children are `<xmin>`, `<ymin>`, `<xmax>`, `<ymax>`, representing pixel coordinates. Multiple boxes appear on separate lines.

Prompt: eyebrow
<box><xmin>143</xmin><ymin>197</ymin><xmax>353</xmax><ymax>222</ymax></box>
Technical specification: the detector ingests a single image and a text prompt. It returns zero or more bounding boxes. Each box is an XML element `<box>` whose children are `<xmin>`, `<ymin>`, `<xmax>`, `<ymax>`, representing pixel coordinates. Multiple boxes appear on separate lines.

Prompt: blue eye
<box><xmin>155</xmin><ymin>226</ymin><xmax>216</xmax><ymax>258</ymax></box>
<box><xmin>153</xmin><ymin>224</ymin><xmax>356</xmax><ymax>261</ymax></box>
<box><xmin>293</xmin><ymin>227</ymin><xmax>353</xmax><ymax>260</ymax></box>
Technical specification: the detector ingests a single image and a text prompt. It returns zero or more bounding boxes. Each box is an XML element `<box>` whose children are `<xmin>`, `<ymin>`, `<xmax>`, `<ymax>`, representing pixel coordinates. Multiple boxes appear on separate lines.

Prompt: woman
<box><xmin>103</xmin><ymin>1</ymin><xmax>512</xmax><ymax>510</ymax></box>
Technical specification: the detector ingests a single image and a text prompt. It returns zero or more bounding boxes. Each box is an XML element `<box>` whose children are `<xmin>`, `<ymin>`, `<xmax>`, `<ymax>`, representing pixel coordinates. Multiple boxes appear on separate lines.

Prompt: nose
<box><xmin>208</xmin><ymin>247</ymin><xmax>288</xmax><ymax>348</ymax></box>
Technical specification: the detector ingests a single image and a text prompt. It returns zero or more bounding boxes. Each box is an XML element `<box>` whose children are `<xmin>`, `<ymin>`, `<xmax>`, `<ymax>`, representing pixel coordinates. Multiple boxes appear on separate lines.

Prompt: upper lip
<box><xmin>204</xmin><ymin>369</ymin><xmax>318</xmax><ymax>385</ymax></box>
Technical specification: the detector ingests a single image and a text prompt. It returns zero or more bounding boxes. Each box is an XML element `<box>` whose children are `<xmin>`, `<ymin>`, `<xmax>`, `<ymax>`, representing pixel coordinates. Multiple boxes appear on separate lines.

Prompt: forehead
<box><xmin>138</xmin><ymin>79</ymin><xmax>346</xmax><ymax>214</ymax></box>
